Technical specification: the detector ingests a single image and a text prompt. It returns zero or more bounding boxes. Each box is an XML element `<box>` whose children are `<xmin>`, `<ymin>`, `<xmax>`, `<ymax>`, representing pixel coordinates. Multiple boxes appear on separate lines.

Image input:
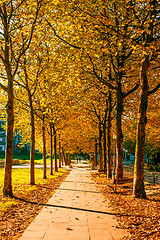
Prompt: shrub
<box><xmin>13</xmin><ymin>159</ymin><xmax>20</xmax><ymax>165</ymax></box>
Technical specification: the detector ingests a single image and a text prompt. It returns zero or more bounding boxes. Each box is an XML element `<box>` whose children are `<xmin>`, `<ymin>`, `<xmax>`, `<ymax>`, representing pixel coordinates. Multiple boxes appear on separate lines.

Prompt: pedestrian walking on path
<box><xmin>20</xmin><ymin>165</ymin><xmax>129</xmax><ymax>240</ymax></box>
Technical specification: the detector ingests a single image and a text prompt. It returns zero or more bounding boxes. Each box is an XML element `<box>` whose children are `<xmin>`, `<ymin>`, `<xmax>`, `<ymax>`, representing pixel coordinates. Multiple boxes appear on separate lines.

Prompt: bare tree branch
<box><xmin>46</xmin><ymin>19</ymin><xmax>81</xmax><ymax>50</ymax></box>
<box><xmin>123</xmin><ymin>81</ymin><xmax>140</xmax><ymax>98</ymax></box>
<box><xmin>148</xmin><ymin>82</ymin><xmax>160</xmax><ymax>95</ymax></box>
<box><xmin>0</xmin><ymin>82</ymin><xmax>8</xmax><ymax>92</ymax></box>
<box><xmin>87</xmin><ymin>53</ymin><xmax>116</xmax><ymax>90</ymax></box>
<box><xmin>13</xmin><ymin>1</ymin><xmax>42</xmax><ymax>78</ymax></box>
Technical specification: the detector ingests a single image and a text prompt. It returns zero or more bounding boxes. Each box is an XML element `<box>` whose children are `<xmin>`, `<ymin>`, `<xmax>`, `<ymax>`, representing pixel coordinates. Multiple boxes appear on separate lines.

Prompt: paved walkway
<box><xmin>20</xmin><ymin>165</ymin><xmax>129</xmax><ymax>240</ymax></box>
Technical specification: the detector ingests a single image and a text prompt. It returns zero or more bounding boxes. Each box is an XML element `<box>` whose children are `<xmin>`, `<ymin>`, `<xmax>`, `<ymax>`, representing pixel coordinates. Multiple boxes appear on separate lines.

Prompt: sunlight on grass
<box><xmin>0</xmin><ymin>167</ymin><xmax>67</xmax><ymax>214</ymax></box>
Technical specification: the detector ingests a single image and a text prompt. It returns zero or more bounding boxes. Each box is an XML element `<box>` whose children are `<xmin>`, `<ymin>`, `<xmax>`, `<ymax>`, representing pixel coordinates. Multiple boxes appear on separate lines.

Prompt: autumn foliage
<box><xmin>0</xmin><ymin>0</ymin><xmax>159</xmax><ymax>199</ymax></box>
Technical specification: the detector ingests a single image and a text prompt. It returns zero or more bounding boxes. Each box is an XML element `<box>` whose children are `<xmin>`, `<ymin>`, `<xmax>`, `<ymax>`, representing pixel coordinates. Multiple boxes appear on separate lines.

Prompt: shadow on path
<box><xmin>64</xmin><ymin>180</ymin><xmax>96</xmax><ymax>185</ymax></box>
<box><xmin>58</xmin><ymin>187</ymin><xmax>101</xmax><ymax>194</ymax></box>
<box><xmin>13</xmin><ymin>195</ymin><xmax>154</xmax><ymax>218</ymax></box>
<box><xmin>13</xmin><ymin>195</ymin><xmax>115</xmax><ymax>216</ymax></box>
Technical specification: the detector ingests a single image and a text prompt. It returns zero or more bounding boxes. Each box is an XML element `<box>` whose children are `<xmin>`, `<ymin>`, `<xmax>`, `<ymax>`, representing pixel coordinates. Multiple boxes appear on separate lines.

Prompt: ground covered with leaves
<box><xmin>0</xmin><ymin>168</ymin><xmax>69</xmax><ymax>239</ymax></box>
<box><xmin>91</xmin><ymin>172</ymin><xmax>160</xmax><ymax>240</ymax></box>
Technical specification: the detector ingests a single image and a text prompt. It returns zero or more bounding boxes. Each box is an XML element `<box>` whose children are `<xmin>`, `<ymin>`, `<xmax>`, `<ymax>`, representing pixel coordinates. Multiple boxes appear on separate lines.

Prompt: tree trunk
<box><xmin>53</xmin><ymin>125</ymin><xmax>58</xmax><ymax>172</ymax></box>
<box><xmin>133</xmin><ymin>57</ymin><xmax>149</xmax><ymax>199</ymax></box>
<box><xmin>68</xmin><ymin>153</ymin><xmax>71</xmax><ymax>165</ymax></box>
<box><xmin>50</xmin><ymin>123</ymin><xmax>53</xmax><ymax>175</ymax></box>
<box><xmin>133</xmin><ymin>0</ymin><xmax>158</xmax><ymax>199</ymax></box>
<box><xmin>116</xmin><ymin>84</ymin><xmax>124</xmax><ymax>180</ymax></box>
<box><xmin>3</xmin><ymin>77</ymin><xmax>14</xmax><ymax>197</ymax></box>
<box><xmin>42</xmin><ymin>115</ymin><xmax>47</xmax><ymax>179</ymax></box>
<box><xmin>99</xmin><ymin>122</ymin><xmax>103</xmax><ymax>170</ymax></box>
<box><xmin>27</xmin><ymin>89</ymin><xmax>35</xmax><ymax>185</ymax></box>
<box><xmin>3</xmin><ymin>6</ymin><xmax>14</xmax><ymax>197</ymax></box>
<box><xmin>113</xmin><ymin>137</ymin><xmax>117</xmax><ymax>183</ymax></box>
<box><xmin>59</xmin><ymin>134</ymin><xmax>61</xmax><ymax>168</ymax></box>
<box><xmin>107</xmin><ymin>92</ymin><xmax>112</xmax><ymax>179</ymax></box>
<box><xmin>62</xmin><ymin>147</ymin><xmax>65</xmax><ymax>166</ymax></box>
<box><xmin>64</xmin><ymin>153</ymin><xmax>67</xmax><ymax>165</ymax></box>
<box><xmin>103</xmin><ymin>121</ymin><xmax>107</xmax><ymax>170</ymax></box>
<box><xmin>94</xmin><ymin>139</ymin><xmax>98</xmax><ymax>166</ymax></box>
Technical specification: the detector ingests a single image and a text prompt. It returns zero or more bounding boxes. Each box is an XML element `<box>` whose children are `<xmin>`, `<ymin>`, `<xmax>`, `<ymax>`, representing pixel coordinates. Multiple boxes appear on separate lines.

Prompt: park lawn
<box><xmin>0</xmin><ymin>167</ymin><xmax>65</xmax><ymax>213</ymax></box>
<box><xmin>33</xmin><ymin>158</ymin><xmax>54</xmax><ymax>165</ymax></box>
<box><xmin>0</xmin><ymin>167</ymin><xmax>69</xmax><ymax>239</ymax></box>
<box><xmin>0</xmin><ymin>158</ymin><xmax>55</xmax><ymax>168</ymax></box>
<box><xmin>19</xmin><ymin>158</ymin><xmax>56</xmax><ymax>166</ymax></box>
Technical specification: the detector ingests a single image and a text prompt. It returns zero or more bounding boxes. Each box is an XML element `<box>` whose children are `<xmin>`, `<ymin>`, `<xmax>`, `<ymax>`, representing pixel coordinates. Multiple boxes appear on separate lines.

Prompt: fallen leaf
<box><xmin>66</xmin><ymin>227</ymin><xmax>73</xmax><ymax>231</ymax></box>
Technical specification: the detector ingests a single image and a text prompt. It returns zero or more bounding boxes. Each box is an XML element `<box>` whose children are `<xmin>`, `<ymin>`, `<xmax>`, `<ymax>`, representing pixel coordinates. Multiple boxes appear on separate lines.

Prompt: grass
<box><xmin>0</xmin><ymin>167</ymin><xmax>66</xmax><ymax>215</ymax></box>
<box><xmin>0</xmin><ymin>157</ymin><xmax>55</xmax><ymax>166</ymax></box>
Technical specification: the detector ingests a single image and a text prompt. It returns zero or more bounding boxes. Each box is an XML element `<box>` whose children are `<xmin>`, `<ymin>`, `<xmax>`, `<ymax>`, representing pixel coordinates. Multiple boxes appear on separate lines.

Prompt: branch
<box><xmin>152</xmin><ymin>66</ymin><xmax>160</xmax><ymax>70</ymax></box>
<box><xmin>148</xmin><ymin>82</ymin><xmax>160</xmax><ymax>95</ymax></box>
<box><xmin>15</xmin><ymin>98</ymin><xmax>29</xmax><ymax>109</ymax></box>
<box><xmin>0</xmin><ymin>54</ymin><xmax>7</xmax><ymax>69</ymax></box>
<box><xmin>0</xmin><ymin>82</ymin><xmax>7</xmax><ymax>92</ymax></box>
<box><xmin>87</xmin><ymin>53</ymin><xmax>116</xmax><ymax>90</ymax></box>
<box><xmin>111</xmin><ymin>102</ymin><xmax>116</xmax><ymax>111</ymax></box>
<box><xmin>91</xmin><ymin>102</ymin><xmax>102</xmax><ymax>123</ymax></box>
<box><xmin>0</xmin><ymin>74</ymin><xmax>7</xmax><ymax>80</ymax></box>
<box><xmin>14</xmin><ymin>79</ymin><xmax>25</xmax><ymax>89</ymax></box>
<box><xmin>123</xmin><ymin>81</ymin><xmax>140</xmax><ymax>98</ymax></box>
<box><xmin>34</xmin><ymin>108</ymin><xmax>43</xmax><ymax>120</ymax></box>
<box><xmin>31</xmin><ymin>60</ymin><xmax>43</xmax><ymax>97</ymax></box>
<box><xmin>130</xmin><ymin>0</ymin><xmax>140</xmax><ymax>24</ymax></box>
<box><xmin>13</xmin><ymin>1</ymin><xmax>42</xmax><ymax>78</ymax></box>
<box><xmin>103</xmin><ymin>98</ymin><xmax>108</xmax><ymax>124</ymax></box>
<box><xmin>46</xmin><ymin>19</ymin><xmax>81</xmax><ymax>49</ymax></box>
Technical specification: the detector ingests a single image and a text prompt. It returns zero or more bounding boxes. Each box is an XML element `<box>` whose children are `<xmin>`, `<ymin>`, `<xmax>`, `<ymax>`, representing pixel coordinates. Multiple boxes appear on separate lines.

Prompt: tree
<box><xmin>14</xmin><ymin>35</ymin><xmax>48</xmax><ymax>184</ymax></box>
<box><xmin>107</xmin><ymin>91</ymin><xmax>113</xmax><ymax>179</ymax></box>
<box><xmin>42</xmin><ymin>113</ymin><xmax>47</xmax><ymax>179</ymax></box>
<box><xmin>49</xmin><ymin>0</ymin><xmax>141</xmax><ymax>181</ymax></box>
<box><xmin>132</xmin><ymin>0</ymin><xmax>160</xmax><ymax>198</ymax></box>
<box><xmin>0</xmin><ymin>0</ymin><xmax>43</xmax><ymax>197</ymax></box>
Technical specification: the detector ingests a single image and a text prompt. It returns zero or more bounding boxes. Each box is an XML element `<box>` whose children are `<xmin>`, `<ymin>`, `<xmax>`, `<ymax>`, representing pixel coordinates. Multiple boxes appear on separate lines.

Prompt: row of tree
<box><xmin>0</xmin><ymin>0</ymin><xmax>159</xmax><ymax>199</ymax></box>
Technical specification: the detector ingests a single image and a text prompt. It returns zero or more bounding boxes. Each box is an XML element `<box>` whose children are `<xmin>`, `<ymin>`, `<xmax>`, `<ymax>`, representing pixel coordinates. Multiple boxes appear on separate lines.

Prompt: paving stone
<box><xmin>20</xmin><ymin>229</ymin><xmax>45</xmax><ymax>238</ymax></box>
<box><xmin>19</xmin><ymin>166</ymin><xmax>129</xmax><ymax>240</ymax></box>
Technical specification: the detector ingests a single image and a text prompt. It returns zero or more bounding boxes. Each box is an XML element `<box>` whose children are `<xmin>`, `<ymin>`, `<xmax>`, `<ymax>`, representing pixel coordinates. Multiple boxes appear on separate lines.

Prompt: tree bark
<box><xmin>29</xmin><ymin>101</ymin><xmax>35</xmax><ymax>184</ymax></box>
<box><xmin>25</xmin><ymin>84</ymin><xmax>35</xmax><ymax>185</ymax></box>
<box><xmin>2</xmin><ymin>1</ymin><xmax>40</xmax><ymax>195</ymax></box>
<box><xmin>99</xmin><ymin>122</ymin><xmax>103</xmax><ymax>170</ymax></box>
<box><xmin>133</xmin><ymin>57</ymin><xmax>149</xmax><ymax>199</ymax></box>
<box><xmin>116</xmin><ymin>83</ymin><xmax>124</xmax><ymax>180</ymax></box>
<box><xmin>59</xmin><ymin>134</ymin><xmax>61</xmax><ymax>168</ymax></box>
<box><xmin>113</xmin><ymin>136</ymin><xmax>117</xmax><ymax>183</ymax></box>
<box><xmin>3</xmin><ymin>77</ymin><xmax>14</xmax><ymax>197</ymax></box>
<box><xmin>133</xmin><ymin>0</ymin><xmax>158</xmax><ymax>199</ymax></box>
<box><xmin>68</xmin><ymin>153</ymin><xmax>71</xmax><ymax>165</ymax></box>
<box><xmin>50</xmin><ymin>123</ymin><xmax>53</xmax><ymax>175</ymax></box>
<box><xmin>94</xmin><ymin>139</ymin><xmax>98</xmax><ymax>166</ymax></box>
<box><xmin>3</xmin><ymin>5</ymin><xmax>14</xmax><ymax>196</ymax></box>
<box><xmin>62</xmin><ymin>147</ymin><xmax>65</xmax><ymax>166</ymax></box>
<box><xmin>107</xmin><ymin>92</ymin><xmax>112</xmax><ymax>179</ymax></box>
<box><xmin>103</xmin><ymin>121</ymin><xmax>107</xmax><ymax>170</ymax></box>
<box><xmin>42</xmin><ymin>115</ymin><xmax>47</xmax><ymax>179</ymax></box>
<box><xmin>53</xmin><ymin>124</ymin><xmax>58</xmax><ymax>172</ymax></box>
<box><xmin>103</xmin><ymin>97</ymin><xmax>109</xmax><ymax>170</ymax></box>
